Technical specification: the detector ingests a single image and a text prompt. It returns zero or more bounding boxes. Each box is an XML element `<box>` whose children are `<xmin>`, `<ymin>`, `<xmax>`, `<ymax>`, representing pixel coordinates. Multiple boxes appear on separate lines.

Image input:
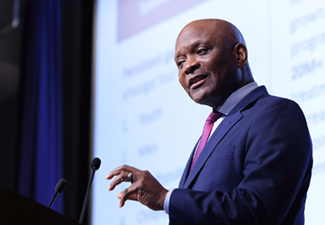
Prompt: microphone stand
<box><xmin>79</xmin><ymin>158</ymin><xmax>100</xmax><ymax>224</ymax></box>
<box><xmin>79</xmin><ymin>168</ymin><xmax>95</xmax><ymax>224</ymax></box>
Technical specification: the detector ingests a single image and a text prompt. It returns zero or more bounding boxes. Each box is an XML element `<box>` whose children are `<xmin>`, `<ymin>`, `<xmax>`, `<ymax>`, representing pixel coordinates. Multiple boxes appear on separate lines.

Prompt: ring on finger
<box><xmin>127</xmin><ymin>172</ymin><xmax>133</xmax><ymax>183</ymax></box>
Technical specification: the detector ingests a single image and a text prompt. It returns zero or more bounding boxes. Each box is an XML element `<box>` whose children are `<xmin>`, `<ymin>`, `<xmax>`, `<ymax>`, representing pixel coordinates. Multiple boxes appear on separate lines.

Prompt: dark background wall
<box><xmin>0</xmin><ymin>0</ymin><xmax>21</xmax><ymax>192</ymax></box>
<box><xmin>0</xmin><ymin>0</ymin><xmax>94</xmax><ymax>224</ymax></box>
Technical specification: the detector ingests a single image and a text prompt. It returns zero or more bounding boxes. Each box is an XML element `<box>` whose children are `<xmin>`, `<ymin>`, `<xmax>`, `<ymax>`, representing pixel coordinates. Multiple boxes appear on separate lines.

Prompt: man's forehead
<box><xmin>174</xmin><ymin>22</ymin><xmax>223</xmax><ymax>55</ymax></box>
<box><xmin>175</xmin><ymin>20</ymin><xmax>228</xmax><ymax>46</ymax></box>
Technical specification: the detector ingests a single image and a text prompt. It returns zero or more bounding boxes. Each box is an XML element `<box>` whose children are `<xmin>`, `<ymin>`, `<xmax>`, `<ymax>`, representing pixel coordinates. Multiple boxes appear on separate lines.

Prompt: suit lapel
<box><xmin>181</xmin><ymin>86</ymin><xmax>269</xmax><ymax>189</ymax></box>
<box><xmin>183</xmin><ymin>111</ymin><xmax>243</xmax><ymax>188</ymax></box>
<box><xmin>178</xmin><ymin>142</ymin><xmax>196</xmax><ymax>188</ymax></box>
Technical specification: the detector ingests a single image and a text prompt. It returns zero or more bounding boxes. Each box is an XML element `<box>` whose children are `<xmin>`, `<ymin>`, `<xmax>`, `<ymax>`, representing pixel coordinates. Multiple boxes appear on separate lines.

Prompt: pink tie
<box><xmin>190</xmin><ymin>111</ymin><xmax>222</xmax><ymax>171</ymax></box>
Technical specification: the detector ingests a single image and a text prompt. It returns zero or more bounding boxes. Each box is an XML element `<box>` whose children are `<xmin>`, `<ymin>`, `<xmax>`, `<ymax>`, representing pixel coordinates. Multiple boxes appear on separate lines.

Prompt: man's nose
<box><xmin>185</xmin><ymin>57</ymin><xmax>200</xmax><ymax>75</ymax></box>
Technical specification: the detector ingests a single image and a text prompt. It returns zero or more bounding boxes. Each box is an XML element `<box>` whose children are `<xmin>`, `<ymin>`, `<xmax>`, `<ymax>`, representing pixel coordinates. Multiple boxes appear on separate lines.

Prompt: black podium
<box><xmin>0</xmin><ymin>185</ymin><xmax>80</xmax><ymax>225</ymax></box>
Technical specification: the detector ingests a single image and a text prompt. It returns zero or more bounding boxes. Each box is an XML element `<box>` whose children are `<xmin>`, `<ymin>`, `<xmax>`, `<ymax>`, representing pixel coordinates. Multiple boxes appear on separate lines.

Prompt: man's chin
<box><xmin>190</xmin><ymin>94</ymin><xmax>210</xmax><ymax>106</ymax></box>
<box><xmin>189</xmin><ymin>92</ymin><xmax>220</xmax><ymax>108</ymax></box>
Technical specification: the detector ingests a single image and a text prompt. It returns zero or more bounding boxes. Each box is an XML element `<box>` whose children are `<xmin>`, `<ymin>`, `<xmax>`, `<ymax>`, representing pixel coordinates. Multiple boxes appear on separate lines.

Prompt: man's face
<box><xmin>174</xmin><ymin>21</ymin><xmax>240</xmax><ymax>109</ymax></box>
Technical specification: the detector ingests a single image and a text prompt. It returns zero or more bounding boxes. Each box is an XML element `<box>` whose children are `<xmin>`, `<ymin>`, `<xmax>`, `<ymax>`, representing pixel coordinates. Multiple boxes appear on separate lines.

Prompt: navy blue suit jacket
<box><xmin>169</xmin><ymin>86</ymin><xmax>312</xmax><ymax>225</ymax></box>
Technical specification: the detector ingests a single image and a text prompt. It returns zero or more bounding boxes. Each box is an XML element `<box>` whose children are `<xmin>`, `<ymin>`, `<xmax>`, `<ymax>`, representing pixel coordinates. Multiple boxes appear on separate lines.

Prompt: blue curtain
<box><xmin>19</xmin><ymin>0</ymin><xmax>64</xmax><ymax>213</ymax></box>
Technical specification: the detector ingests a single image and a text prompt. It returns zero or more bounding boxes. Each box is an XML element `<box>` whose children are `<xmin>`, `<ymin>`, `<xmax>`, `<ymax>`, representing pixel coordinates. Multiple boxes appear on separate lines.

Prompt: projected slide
<box><xmin>92</xmin><ymin>0</ymin><xmax>325</xmax><ymax>224</ymax></box>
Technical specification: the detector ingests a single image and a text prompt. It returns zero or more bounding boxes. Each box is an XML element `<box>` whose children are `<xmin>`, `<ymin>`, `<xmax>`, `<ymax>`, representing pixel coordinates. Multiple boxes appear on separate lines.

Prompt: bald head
<box><xmin>175</xmin><ymin>19</ymin><xmax>254</xmax><ymax>109</ymax></box>
<box><xmin>176</xmin><ymin>19</ymin><xmax>246</xmax><ymax>58</ymax></box>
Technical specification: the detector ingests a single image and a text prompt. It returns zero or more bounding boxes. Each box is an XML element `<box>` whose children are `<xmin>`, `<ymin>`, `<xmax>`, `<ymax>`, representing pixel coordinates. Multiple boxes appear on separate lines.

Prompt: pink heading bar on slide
<box><xmin>117</xmin><ymin>0</ymin><xmax>207</xmax><ymax>42</ymax></box>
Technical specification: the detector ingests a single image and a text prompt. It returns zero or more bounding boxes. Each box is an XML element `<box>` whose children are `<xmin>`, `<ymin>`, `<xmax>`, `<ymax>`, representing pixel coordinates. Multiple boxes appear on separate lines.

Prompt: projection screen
<box><xmin>92</xmin><ymin>0</ymin><xmax>325</xmax><ymax>224</ymax></box>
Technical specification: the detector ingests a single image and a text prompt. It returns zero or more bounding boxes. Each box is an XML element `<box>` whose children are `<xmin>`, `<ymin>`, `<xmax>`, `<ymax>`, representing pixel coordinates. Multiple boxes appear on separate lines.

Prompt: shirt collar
<box><xmin>217</xmin><ymin>82</ymin><xmax>258</xmax><ymax>116</ymax></box>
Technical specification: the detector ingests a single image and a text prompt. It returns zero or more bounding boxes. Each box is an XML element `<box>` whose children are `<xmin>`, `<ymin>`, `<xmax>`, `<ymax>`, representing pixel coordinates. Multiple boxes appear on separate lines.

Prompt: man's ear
<box><xmin>233</xmin><ymin>43</ymin><xmax>248</xmax><ymax>67</ymax></box>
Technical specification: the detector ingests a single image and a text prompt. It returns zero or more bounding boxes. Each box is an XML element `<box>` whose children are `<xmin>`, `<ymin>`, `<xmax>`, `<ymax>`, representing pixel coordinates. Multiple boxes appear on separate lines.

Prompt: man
<box><xmin>106</xmin><ymin>19</ymin><xmax>312</xmax><ymax>224</ymax></box>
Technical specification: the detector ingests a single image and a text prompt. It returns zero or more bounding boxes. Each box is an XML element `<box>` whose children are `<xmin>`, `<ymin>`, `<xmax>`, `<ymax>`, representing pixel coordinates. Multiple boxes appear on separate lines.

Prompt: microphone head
<box><xmin>91</xmin><ymin>157</ymin><xmax>101</xmax><ymax>170</ymax></box>
<box><xmin>55</xmin><ymin>178</ymin><xmax>68</xmax><ymax>193</ymax></box>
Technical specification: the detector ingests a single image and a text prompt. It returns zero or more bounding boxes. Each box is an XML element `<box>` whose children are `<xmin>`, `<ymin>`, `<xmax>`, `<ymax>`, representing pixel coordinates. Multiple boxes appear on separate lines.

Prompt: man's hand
<box><xmin>106</xmin><ymin>165</ymin><xmax>168</xmax><ymax>211</ymax></box>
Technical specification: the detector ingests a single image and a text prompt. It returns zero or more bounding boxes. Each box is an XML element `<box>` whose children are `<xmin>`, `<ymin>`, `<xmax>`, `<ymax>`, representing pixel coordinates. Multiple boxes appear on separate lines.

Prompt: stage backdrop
<box><xmin>92</xmin><ymin>0</ymin><xmax>325</xmax><ymax>224</ymax></box>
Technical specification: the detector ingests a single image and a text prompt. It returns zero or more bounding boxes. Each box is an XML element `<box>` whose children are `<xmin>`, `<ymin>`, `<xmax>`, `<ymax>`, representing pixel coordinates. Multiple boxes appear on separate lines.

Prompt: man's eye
<box><xmin>177</xmin><ymin>60</ymin><xmax>185</xmax><ymax>68</ymax></box>
<box><xmin>197</xmin><ymin>48</ymin><xmax>207</xmax><ymax>55</ymax></box>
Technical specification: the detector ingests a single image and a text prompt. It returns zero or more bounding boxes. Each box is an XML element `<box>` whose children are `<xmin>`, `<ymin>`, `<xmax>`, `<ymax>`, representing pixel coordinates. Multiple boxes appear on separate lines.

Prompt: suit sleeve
<box><xmin>169</xmin><ymin>98</ymin><xmax>313</xmax><ymax>225</ymax></box>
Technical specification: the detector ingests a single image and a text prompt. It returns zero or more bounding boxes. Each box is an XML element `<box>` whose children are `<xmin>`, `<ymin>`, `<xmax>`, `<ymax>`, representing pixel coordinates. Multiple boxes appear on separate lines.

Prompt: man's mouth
<box><xmin>189</xmin><ymin>75</ymin><xmax>208</xmax><ymax>88</ymax></box>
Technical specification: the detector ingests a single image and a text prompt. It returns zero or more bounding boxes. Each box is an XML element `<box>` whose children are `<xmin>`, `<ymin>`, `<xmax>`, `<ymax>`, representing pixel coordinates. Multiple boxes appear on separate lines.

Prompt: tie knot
<box><xmin>206</xmin><ymin>111</ymin><xmax>222</xmax><ymax>123</ymax></box>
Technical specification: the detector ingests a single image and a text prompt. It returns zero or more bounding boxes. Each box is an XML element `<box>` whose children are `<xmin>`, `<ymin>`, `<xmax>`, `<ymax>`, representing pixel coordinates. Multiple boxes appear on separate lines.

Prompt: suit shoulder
<box><xmin>257</xmin><ymin>94</ymin><xmax>304</xmax><ymax>114</ymax></box>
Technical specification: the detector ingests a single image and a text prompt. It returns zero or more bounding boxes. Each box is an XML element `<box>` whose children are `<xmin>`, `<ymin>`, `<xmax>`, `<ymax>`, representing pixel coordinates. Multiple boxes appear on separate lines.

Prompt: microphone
<box><xmin>79</xmin><ymin>157</ymin><xmax>101</xmax><ymax>224</ymax></box>
<box><xmin>48</xmin><ymin>178</ymin><xmax>68</xmax><ymax>208</ymax></box>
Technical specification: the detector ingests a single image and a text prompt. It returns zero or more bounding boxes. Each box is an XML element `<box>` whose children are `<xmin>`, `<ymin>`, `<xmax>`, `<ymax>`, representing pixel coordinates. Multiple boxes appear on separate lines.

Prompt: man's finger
<box><xmin>108</xmin><ymin>171</ymin><xmax>130</xmax><ymax>191</ymax></box>
<box><xmin>106</xmin><ymin>164</ymin><xmax>137</xmax><ymax>179</ymax></box>
<box><xmin>106</xmin><ymin>165</ymin><xmax>128</xmax><ymax>179</ymax></box>
<box><xmin>119</xmin><ymin>184</ymin><xmax>139</xmax><ymax>207</ymax></box>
